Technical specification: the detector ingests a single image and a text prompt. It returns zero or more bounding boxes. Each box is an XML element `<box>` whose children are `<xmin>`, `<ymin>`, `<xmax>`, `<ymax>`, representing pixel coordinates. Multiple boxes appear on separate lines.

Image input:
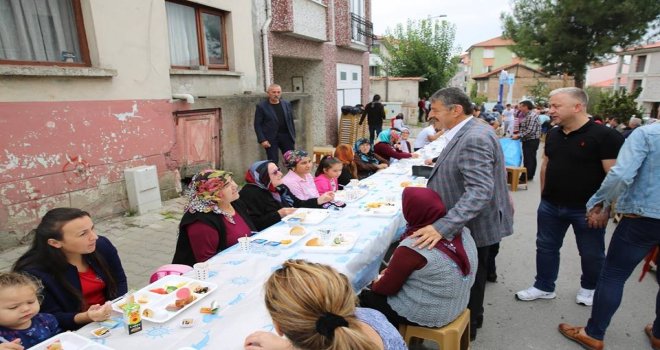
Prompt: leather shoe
<box><xmin>645</xmin><ymin>324</ymin><xmax>660</xmax><ymax>350</ymax></box>
<box><xmin>558</xmin><ymin>324</ymin><xmax>604</xmax><ymax>350</ymax></box>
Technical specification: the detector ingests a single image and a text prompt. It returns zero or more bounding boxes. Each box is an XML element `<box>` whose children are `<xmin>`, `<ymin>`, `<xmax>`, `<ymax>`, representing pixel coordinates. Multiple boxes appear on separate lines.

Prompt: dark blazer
<box><xmin>172</xmin><ymin>200</ymin><xmax>256</xmax><ymax>266</ymax></box>
<box><xmin>254</xmin><ymin>99</ymin><xmax>295</xmax><ymax>144</ymax></box>
<box><xmin>427</xmin><ymin>118</ymin><xmax>514</xmax><ymax>247</ymax></box>
<box><xmin>22</xmin><ymin>236</ymin><xmax>128</xmax><ymax>331</ymax></box>
<box><xmin>237</xmin><ymin>184</ymin><xmax>321</xmax><ymax>231</ymax></box>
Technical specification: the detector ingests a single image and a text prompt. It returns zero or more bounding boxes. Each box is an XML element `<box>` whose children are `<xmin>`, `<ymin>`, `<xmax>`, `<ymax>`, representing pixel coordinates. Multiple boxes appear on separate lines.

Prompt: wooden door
<box><xmin>175</xmin><ymin>109</ymin><xmax>221</xmax><ymax>178</ymax></box>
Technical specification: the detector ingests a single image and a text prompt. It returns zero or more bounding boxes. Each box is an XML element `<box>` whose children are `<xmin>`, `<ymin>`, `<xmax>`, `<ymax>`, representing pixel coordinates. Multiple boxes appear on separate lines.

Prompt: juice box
<box><xmin>123</xmin><ymin>293</ymin><xmax>143</xmax><ymax>335</ymax></box>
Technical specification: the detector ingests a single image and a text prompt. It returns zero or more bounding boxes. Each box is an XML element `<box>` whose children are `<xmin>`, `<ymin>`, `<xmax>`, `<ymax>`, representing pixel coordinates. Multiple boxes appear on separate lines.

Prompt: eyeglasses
<box><xmin>271</xmin><ymin>168</ymin><xmax>281</xmax><ymax>175</ymax></box>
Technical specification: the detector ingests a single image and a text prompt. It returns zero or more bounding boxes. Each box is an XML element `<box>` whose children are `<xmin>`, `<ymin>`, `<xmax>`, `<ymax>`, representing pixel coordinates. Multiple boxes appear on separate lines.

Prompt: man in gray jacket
<box><xmin>410</xmin><ymin>87</ymin><xmax>514</xmax><ymax>341</ymax></box>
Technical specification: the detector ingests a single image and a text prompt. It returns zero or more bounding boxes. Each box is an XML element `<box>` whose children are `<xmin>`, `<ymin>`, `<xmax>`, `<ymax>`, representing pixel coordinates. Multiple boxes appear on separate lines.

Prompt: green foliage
<box><xmin>502</xmin><ymin>0</ymin><xmax>660</xmax><ymax>87</ymax></box>
<box><xmin>472</xmin><ymin>94</ymin><xmax>488</xmax><ymax>107</ymax></box>
<box><xmin>527</xmin><ymin>79</ymin><xmax>551</xmax><ymax>106</ymax></box>
<box><xmin>593</xmin><ymin>88</ymin><xmax>645</xmax><ymax>123</ymax></box>
<box><xmin>381</xmin><ymin>19</ymin><xmax>459</xmax><ymax>97</ymax></box>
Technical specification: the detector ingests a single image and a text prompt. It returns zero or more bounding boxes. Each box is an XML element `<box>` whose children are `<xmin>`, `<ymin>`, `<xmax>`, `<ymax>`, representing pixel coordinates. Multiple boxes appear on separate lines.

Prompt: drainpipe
<box><xmin>171</xmin><ymin>93</ymin><xmax>195</xmax><ymax>104</ymax></box>
<box><xmin>262</xmin><ymin>0</ymin><xmax>273</xmax><ymax>91</ymax></box>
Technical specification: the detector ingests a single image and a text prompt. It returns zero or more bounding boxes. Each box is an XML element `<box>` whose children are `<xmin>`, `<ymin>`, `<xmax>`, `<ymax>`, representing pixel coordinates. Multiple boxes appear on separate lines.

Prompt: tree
<box><xmin>527</xmin><ymin>79</ymin><xmax>551</xmax><ymax>106</ymax></box>
<box><xmin>501</xmin><ymin>0</ymin><xmax>660</xmax><ymax>88</ymax></box>
<box><xmin>593</xmin><ymin>88</ymin><xmax>645</xmax><ymax>123</ymax></box>
<box><xmin>381</xmin><ymin>19</ymin><xmax>459</xmax><ymax>97</ymax></box>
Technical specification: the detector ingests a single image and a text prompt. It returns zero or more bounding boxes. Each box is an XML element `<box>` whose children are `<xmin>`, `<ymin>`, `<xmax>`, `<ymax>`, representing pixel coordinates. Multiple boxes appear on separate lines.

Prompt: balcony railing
<box><xmin>350</xmin><ymin>13</ymin><xmax>375</xmax><ymax>47</ymax></box>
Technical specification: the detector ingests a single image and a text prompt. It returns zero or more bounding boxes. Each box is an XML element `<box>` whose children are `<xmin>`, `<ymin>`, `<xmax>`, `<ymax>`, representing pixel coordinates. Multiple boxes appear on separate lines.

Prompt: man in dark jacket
<box><xmin>254</xmin><ymin>84</ymin><xmax>296</xmax><ymax>163</ymax></box>
<box><xmin>360</xmin><ymin>94</ymin><xmax>386</xmax><ymax>144</ymax></box>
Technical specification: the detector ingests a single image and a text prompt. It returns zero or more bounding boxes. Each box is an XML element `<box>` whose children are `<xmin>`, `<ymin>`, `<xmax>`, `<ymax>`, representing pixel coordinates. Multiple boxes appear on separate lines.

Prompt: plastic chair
<box><xmin>149</xmin><ymin>264</ymin><xmax>193</xmax><ymax>283</ymax></box>
<box><xmin>398</xmin><ymin>308</ymin><xmax>471</xmax><ymax>350</ymax></box>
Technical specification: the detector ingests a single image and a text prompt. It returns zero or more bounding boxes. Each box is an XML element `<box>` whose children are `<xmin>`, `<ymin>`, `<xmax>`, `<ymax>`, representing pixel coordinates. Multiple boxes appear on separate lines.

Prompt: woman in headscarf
<box><xmin>373</xmin><ymin>128</ymin><xmax>419</xmax><ymax>163</ymax></box>
<box><xmin>353</xmin><ymin>138</ymin><xmax>388</xmax><ymax>179</ymax></box>
<box><xmin>359</xmin><ymin>187</ymin><xmax>477</xmax><ymax>329</ymax></box>
<box><xmin>397</xmin><ymin>127</ymin><xmax>412</xmax><ymax>153</ymax></box>
<box><xmin>281</xmin><ymin>150</ymin><xmax>320</xmax><ymax>200</ymax></box>
<box><xmin>238</xmin><ymin>160</ymin><xmax>334</xmax><ymax>231</ymax></box>
<box><xmin>333</xmin><ymin>144</ymin><xmax>358</xmax><ymax>188</ymax></box>
<box><xmin>172</xmin><ymin>169</ymin><xmax>255</xmax><ymax>266</ymax></box>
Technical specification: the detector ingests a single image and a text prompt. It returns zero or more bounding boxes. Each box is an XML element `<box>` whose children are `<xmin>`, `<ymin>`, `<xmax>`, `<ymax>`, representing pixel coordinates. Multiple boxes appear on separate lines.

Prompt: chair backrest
<box><xmin>499</xmin><ymin>138</ymin><xmax>523</xmax><ymax>167</ymax></box>
<box><xmin>149</xmin><ymin>264</ymin><xmax>193</xmax><ymax>283</ymax></box>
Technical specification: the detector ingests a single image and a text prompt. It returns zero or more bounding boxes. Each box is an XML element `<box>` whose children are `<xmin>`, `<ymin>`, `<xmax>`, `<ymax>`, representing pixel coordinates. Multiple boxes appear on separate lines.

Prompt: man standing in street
<box><xmin>502</xmin><ymin>103</ymin><xmax>515</xmax><ymax>136</ymax></box>
<box><xmin>360</xmin><ymin>94</ymin><xmax>387</xmax><ymax>144</ymax></box>
<box><xmin>512</xmin><ymin>100</ymin><xmax>541</xmax><ymax>181</ymax></box>
<box><xmin>417</xmin><ymin>97</ymin><xmax>427</xmax><ymax>123</ymax></box>
<box><xmin>411</xmin><ymin>87</ymin><xmax>514</xmax><ymax>341</ymax></box>
<box><xmin>254</xmin><ymin>84</ymin><xmax>296</xmax><ymax>163</ymax></box>
<box><xmin>515</xmin><ymin>88</ymin><xmax>624</xmax><ymax>307</ymax></box>
<box><xmin>558</xmin><ymin>122</ymin><xmax>660</xmax><ymax>350</ymax></box>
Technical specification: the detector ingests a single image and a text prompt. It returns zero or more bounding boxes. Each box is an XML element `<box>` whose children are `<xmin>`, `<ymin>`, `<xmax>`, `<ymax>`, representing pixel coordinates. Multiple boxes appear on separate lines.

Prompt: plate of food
<box><xmin>357</xmin><ymin>201</ymin><xmax>400</xmax><ymax>217</ymax></box>
<box><xmin>301</xmin><ymin>231</ymin><xmax>358</xmax><ymax>253</ymax></box>
<box><xmin>282</xmin><ymin>208</ymin><xmax>329</xmax><ymax>225</ymax></box>
<box><xmin>111</xmin><ymin>275</ymin><xmax>217</xmax><ymax>323</ymax></box>
<box><xmin>255</xmin><ymin>224</ymin><xmax>310</xmax><ymax>245</ymax></box>
<box><xmin>29</xmin><ymin>331</ymin><xmax>114</xmax><ymax>350</ymax></box>
<box><xmin>334</xmin><ymin>188</ymin><xmax>368</xmax><ymax>202</ymax></box>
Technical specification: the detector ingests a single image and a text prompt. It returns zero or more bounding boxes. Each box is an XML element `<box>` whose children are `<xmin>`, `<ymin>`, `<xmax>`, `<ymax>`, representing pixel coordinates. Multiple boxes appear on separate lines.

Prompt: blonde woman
<box><xmin>244</xmin><ymin>260</ymin><xmax>406</xmax><ymax>350</ymax></box>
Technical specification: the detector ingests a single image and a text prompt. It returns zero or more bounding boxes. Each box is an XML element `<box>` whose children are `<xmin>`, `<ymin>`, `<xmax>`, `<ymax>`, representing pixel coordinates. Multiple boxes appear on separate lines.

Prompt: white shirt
<box><xmin>502</xmin><ymin>109</ymin><xmax>515</xmax><ymax>122</ymax></box>
<box><xmin>443</xmin><ymin>116</ymin><xmax>473</xmax><ymax>143</ymax></box>
<box><xmin>414</xmin><ymin>125</ymin><xmax>437</xmax><ymax>149</ymax></box>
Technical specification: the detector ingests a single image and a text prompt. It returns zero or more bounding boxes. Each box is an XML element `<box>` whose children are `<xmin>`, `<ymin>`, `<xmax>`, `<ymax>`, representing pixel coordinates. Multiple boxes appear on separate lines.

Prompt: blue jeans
<box><xmin>534</xmin><ymin>199</ymin><xmax>606</xmax><ymax>292</ymax></box>
<box><xmin>585</xmin><ymin>216</ymin><xmax>660</xmax><ymax>340</ymax></box>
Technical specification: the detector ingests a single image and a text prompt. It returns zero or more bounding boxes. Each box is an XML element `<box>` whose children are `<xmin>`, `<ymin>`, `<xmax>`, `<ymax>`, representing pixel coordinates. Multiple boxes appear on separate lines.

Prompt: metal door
<box><xmin>175</xmin><ymin>109</ymin><xmax>221</xmax><ymax>178</ymax></box>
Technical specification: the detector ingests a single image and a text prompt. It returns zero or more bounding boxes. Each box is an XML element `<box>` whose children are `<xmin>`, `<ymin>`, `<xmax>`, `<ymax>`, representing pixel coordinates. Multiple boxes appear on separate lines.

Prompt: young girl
<box><xmin>314</xmin><ymin>156</ymin><xmax>343</xmax><ymax>194</ymax></box>
<box><xmin>13</xmin><ymin>208</ymin><xmax>127</xmax><ymax>331</ymax></box>
<box><xmin>333</xmin><ymin>145</ymin><xmax>358</xmax><ymax>188</ymax></box>
<box><xmin>0</xmin><ymin>272</ymin><xmax>60</xmax><ymax>349</ymax></box>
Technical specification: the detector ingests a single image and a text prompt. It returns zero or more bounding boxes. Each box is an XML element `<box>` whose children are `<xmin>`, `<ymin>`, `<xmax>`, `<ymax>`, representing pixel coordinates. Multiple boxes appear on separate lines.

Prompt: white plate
<box><xmin>111</xmin><ymin>275</ymin><xmax>217</xmax><ymax>323</ymax></box>
<box><xmin>301</xmin><ymin>232</ymin><xmax>358</xmax><ymax>253</ymax></box>
<box><xmin>282</xmin><ymin>208</ymin><xmax>329</xmax><ymax>225</ymax></box>
<box><xmin>29</xmin><ymin>331</ymin><xmax>114</xmax><ymax>350</ymax></box>
<box><xmin>357</xmin><ymin>201</ymin><xmax>400</xmax><ymax>217</ymax></box>
<box><xmin>255</xmin><ymin>225</ymin><xmax>310</xmax><ymax>246</ymax></box>
<box><xmin>334</xmin><ymin>189</ymin><xmax>368</xmax><ymax>202</ymax></box>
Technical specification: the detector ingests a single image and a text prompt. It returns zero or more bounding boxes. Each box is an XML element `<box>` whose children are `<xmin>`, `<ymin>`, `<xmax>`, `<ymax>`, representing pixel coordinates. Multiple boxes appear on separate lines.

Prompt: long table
<box><xmin>76</xmin><ymin>141</ymin><xmax>445</xmax><ymax>349</ymax></box>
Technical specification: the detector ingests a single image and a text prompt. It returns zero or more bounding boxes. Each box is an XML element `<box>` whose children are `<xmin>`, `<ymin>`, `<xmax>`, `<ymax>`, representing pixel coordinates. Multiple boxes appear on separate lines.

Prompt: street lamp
<box><xmin>427</xmin><ymin>14</ymin><xmax>447</xmax><ymax>20</ymax></box>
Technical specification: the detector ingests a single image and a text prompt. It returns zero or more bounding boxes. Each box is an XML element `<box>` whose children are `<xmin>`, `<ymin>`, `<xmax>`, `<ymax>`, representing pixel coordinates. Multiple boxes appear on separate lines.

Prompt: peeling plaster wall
<box><xmin>0</xmin><ymin>100</ymin><xmax>179</xmax><ymax>249</ymax></box>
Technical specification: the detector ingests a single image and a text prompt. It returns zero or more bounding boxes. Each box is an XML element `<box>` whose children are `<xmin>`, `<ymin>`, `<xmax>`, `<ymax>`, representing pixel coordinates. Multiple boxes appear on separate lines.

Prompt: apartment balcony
<box><xmin>271</xmin><ymin>0</ymin><xmax>327</xmax><ymax>42</ymax></box>
<box><xmin>350</xmin><ymin>13</ymin><xmax>374</xmax><ymax>47</ymax></box>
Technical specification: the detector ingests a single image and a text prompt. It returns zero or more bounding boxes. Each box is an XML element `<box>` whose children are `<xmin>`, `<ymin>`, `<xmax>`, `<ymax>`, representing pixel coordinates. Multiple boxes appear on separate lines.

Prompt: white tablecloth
<box><xmin>76</xmin><ymin>142</ymin><xmax>446</xmax><ymax>349</ymax></box>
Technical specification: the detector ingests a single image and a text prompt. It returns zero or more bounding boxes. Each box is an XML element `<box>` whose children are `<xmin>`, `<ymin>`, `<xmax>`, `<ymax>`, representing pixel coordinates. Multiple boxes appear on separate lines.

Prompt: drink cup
<box><xmin>238</xmin><ymin>237</ymin><xmax>250</xmax><ymax>253</ymax></box>
<box><xmin>193</xmin><ymin>262</ymin><xmax>209</xmax><ymax>280</ymax></box>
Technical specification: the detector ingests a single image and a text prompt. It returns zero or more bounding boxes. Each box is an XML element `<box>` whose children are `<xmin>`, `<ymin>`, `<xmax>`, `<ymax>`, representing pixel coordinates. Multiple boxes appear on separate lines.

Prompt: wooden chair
<box><xmin>506</xmin><ymin>166</ymin><xmax>528</xmax><ymax>191</ymax></box>
<box><xmin>312</xmin><ymin>146</ymin><xmax>335</xmax><ymax>164</ymax></box>
<box><xmin>398</xmin><ymin>309</ymin><xmax>471</xmax><ymax>350</ymax></box>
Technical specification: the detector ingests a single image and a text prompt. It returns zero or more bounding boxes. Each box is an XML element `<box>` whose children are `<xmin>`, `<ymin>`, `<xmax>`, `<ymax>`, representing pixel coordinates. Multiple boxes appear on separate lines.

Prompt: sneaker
<box><xmin>576</xmin><ymin>288</ymin><xmax>595</xmax><ymax>306</ymax></box>
<box><xmin>515</xmin><ymin>286</ymin><xmax>556</xmax><ymax>301</ymax></box>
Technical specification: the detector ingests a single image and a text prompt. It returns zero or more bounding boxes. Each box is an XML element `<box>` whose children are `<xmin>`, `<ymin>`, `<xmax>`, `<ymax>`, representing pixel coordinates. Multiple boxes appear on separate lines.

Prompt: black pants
<box><xmin>418</xmin><ymin>109</ymin><xmax>425</xmax><ymax>122</ymax></box>
<box><xmin>522</xmin><ymin>138</ymin><xmax>540</xmax><ymax>180</ymax></box>
<box><xmin>358</xmin><ymin>289</ymin><xmax>420</xmax><ymax>329</ymax></box>
<box><xmin>468</xmin><ymin>245</ymin><xmax>494</xmax><ymax>332</ymax></box>
<box><xmin>368</xmin><ymin>124</ymin><xmax>382</xmax><ymax>145</ymax></box>
<box><xmin>487</xmin><ymin>243</ymin><xmax>500</xmax><ymax>277</ymax></box>
<box><xmin>265</xmin><ymin>132</ymin><xmax>295</xmax><ymax>164</ymax></box>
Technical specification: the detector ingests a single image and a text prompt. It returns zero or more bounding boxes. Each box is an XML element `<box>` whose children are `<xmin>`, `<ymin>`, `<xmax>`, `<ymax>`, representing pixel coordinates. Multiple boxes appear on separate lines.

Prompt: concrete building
<box><xmin>448</xmin><ymin>53</ymin><xmax>469</xmax><ymax>93</ymax></box>
<box><xmin>615</xmin><ymin>42</ymin><xmax>660</xmax><ymax>119</ymax></box>
<box><xmin>0</xmin><ymin>0</ymin><xmax>373</xmax><ymax>249</ymax></box>
<box><xmin>586</xmin><ymin>62</ymin><xmax>629</xmax><ymax>89</ymax></box>
<box><xmin>369</xmin><ymin>76</ymin><xmax>424</xmax><ymax>123</ymax></box>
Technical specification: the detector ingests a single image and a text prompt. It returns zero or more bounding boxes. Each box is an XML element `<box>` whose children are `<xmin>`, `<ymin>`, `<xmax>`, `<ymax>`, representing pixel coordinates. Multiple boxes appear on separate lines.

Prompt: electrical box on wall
<box><xmin>124</xmin><ymin>165</ymin><xmax>162</xmax><ymax>215</ymax></box>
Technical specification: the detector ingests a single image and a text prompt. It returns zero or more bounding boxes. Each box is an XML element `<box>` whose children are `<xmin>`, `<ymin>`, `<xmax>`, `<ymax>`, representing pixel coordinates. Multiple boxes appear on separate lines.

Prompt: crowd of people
<box><xmin>0</xmin><ymin>85</ymin><xmax>658</xmax><ymax>350</ymax></box>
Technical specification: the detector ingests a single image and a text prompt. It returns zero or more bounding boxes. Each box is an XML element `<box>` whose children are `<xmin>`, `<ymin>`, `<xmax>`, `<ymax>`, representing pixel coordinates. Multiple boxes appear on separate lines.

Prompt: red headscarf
<box><xmin>402</xmin><ymin>187</ymin><xmax>470</xmax><ymax>276</ymax></box>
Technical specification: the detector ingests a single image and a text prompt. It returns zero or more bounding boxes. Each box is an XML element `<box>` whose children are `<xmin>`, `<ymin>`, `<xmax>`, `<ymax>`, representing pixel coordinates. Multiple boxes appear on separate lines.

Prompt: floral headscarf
<box><xmin>283</xmin><ymin>150</ymin><xmax>309</xmax><ymax>170</ymax></box>
<box><xmin>377</xmin><ymin>128</ymin><xmax>400</xmax><ymax>144</ymax></box>
<box><xmin>245</xmin><ymin>160</ymin><xmax>295</xmax><ymax>206</ymax></box>
<box><xmin>184</xmin><ymin>169</ymin><xmax>233</xmax><ymax>216</ymax></box>
<box><xmin>354</xmin><ymin>138</ymin><xmax>379</xmax><ymax>164</ymax></box>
